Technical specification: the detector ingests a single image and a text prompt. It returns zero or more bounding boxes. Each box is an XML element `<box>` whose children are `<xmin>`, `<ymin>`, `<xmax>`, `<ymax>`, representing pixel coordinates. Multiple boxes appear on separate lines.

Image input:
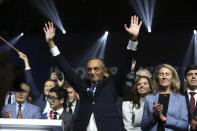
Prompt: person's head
<box><xmin>132</xmin><ymin>76</ymin><xmax>152</xmax><ymax>109</ymax></box>
<box><xmin>86</xmin><ymin>58</ymin><xmax>106</xmax><ymax>83</ymax></box>
<box><xmin>44</xmin><ymin>79</ymin><xmax>56</xmax><ymax>96</ymax></box>
<box><xmin>134</xmin><ymin>76</ymin><xmax>152</xmax><ymax>97</ymax></box>
<box><xmin>135</xmin><ymin>68</ymin><xmax>152</xmax><ymax>81</ymax></box>
<box><xmin>184</xmin><ymin>65</ymin><xmax>197</xmax><ymax>91</ymax></box>
<box><xmin>66</xmin><ymin>86</ymin><xmax>78</xmax><ymax>103</ymax></box>
<box><xmin>62</xmin><ymin>81</ymin><xmax>79</xmax><ymax>103</ymax></box>
<box><xmin>152</xmin><ymin>64</ymin><xmax>180</xmax><ymax>93</ymax></box>
<box><xmin>48</xmin><ymin>86</ymin><xmax>68</xmax><ymax>111</ymax></box>
<box><xmin>15</xmin><ymin>82</ymin><xmax>30</xmax><ymax>104</ymax></box>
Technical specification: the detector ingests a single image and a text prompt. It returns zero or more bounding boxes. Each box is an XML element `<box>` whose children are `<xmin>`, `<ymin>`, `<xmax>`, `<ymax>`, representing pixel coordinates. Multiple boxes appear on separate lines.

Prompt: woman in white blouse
<box><xmin>122</xmin><ymin>76</ymin><xmax>152</xmax><ymax>131</ymax></box>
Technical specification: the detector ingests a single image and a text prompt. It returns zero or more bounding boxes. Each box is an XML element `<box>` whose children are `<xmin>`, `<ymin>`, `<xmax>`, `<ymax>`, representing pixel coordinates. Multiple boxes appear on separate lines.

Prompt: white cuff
<box><xmin>127</xmin><ymin>40</ymin><xmax>138</xmax><ymax>51</ymax></box>
<box><xmin>25</xmin><ymin>67</ymin><xmax>31</xmax><ymax>70</ymax></box>
<box><xmin>50</xmin><ymin>46</ymin><xmax>60</xmax><ymax>56</ymax></box>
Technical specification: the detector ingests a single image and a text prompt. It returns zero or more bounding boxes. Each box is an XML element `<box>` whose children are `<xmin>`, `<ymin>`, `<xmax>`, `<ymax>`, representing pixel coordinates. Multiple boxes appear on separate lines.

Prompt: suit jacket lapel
<box><xmin>184</xmin><ymin>91</ymin><xmax>191</xmax><ymax>114</ymax></box>
<box><xmin>73</xmin><ymin>100</ymin><xmax>80</xmax><ymax>118</ymax></box>
<box><xmin>22</xmin><ymin>103</ymin><xmax>29</xmax><ymax>118</ymax></box>
<box><xmin>94</xmin><ymin>79</ymin><xmax>105</xmax><ymax>98</ymax></box>
<box><xmin>154</xmin><ymin>92</ymin><xmax>159</xmax><ymax>104</ymax></box>
<box><xmin>11</xmin><ymin>103</ymin><xmax>17</xmax><ymax>118</ymax></box>
<box><xmin>167</xmin><ymin>92</ymin><xmax>175</xmax><ymax>116</ymax></box>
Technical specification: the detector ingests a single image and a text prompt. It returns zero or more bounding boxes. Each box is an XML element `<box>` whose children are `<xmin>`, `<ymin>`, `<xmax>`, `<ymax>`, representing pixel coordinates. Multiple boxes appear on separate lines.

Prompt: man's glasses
<box><xmin>47</xmin><ymin>96</ymin><xmax>60</xmax><ymax>102</ymax></box>
<box><xmin>87</xmin><ymin>67</ymin><xmax>102</xmax><ymax>73</ymax></box>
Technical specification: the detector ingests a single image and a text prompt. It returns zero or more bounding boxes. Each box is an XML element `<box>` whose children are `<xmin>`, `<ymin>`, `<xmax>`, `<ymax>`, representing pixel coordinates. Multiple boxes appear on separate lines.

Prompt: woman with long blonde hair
<box><xmin>141</xmin><ymin>64</ymin><xmax>189</xmax><ymax>131</ymax></box>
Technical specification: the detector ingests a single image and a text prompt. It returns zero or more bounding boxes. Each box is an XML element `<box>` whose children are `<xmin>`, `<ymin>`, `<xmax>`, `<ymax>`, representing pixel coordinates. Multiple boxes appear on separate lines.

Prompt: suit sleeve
<box><xmin>54</xmin><ymin>54</ymin><xmax>85</xmax><ymax>94</ymax></box>
<box><xmin>25</xmin><ymin>69</ymin><xmax>41</xmax><ymax>101</ymax></box>
<box><xmin>62</xmin><ymin>112</ymin><xmax>73</xmax><ymax>131</ymax></box>
<box><xmin>113</xmin><ymin>47</ymin><xmax>136</xmax><ymax>97</ymax></box>
<box><xmin>141</xmin><ymin>96</ymin><xmax>156</xmax><ymax>131</ymax></box>
<box><xmin>164</xmin><ymin>96</ymin><xmax>189</xmax><ymax>131</ymax></box>
<box><xmin>32</xmin><ymin>106</ymin><xmax>41</xmax><ymax>119</ymax></box>
<box><xmin>1</xmin><ymin>106</ymin><xmax>6</xmax><ymax>118</ymax></box>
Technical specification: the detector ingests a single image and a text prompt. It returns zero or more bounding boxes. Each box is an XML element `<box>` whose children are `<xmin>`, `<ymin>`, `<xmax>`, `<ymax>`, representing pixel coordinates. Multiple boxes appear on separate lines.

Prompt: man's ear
<box><xmin>184</xmin><ymin>78</ymin><xmax>186</xmax><ymax>83</ymax></box>
<box><xmin>60</xmin><ymin>98</ymin><xmax>64</xmax><ymax>104</ymax></box>
<box><xmin>103</xmin><ymin>68</ymin><xmax>108</xmax><ymax>77</ymax></box>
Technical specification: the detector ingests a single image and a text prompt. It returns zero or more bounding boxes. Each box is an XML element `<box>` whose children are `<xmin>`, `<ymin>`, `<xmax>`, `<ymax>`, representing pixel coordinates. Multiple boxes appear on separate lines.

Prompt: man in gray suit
<box><xmin>1</xmin><ymin>80</ymin><xmax>41</xmax><ymax>119</ymax></box>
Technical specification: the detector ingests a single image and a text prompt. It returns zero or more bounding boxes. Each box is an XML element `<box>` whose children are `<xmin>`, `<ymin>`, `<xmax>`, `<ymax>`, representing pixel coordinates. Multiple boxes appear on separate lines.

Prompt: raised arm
<box><xmin>114</xmin><ymin>15</ymin><xmax>142</xmax><ymax>95</ymax></box>
<box><xmin>18</xmin><ymin>51</ymin><xmax>40</xmax><ymax>100</ymax></box>
<box><xmin>43</xmin><ymin>22</ymin><xmax>84</xmax><ymax>94</ymax></box>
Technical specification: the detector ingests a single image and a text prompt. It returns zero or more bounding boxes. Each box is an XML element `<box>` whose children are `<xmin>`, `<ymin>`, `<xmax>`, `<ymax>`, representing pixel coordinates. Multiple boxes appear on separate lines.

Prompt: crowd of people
<box><xmin>1</xmin><ymin>15</ymin><xmax>197</xmax><ymax>131</ymax></box>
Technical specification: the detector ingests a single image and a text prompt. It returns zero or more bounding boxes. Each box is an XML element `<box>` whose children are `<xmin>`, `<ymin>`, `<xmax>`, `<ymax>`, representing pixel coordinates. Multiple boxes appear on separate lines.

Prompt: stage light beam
<box><xmin>129</xmin><ymin>0</ymin><xmax>156</xmax><ymax>33</ymax></box>
<box><xmin>28</xmin><ymin>0</ymin><xmax>66</xmax><ymax>34</ymax></box>
<box><xmin>0</xmin><ymin>33</ymin><xmax>23</xmax><ymax>51</ymax></box>
<box><xmin>194</xmin><ymin>30</ymin><xmax>196</xmax><ymax>35</ymax></box>
<box><xmin>62</xmin><ymin>30</ymin><xmax>66</xmax><ymax>34</ymax></box>
<box><xmin>20</xmin><ymin>33</ymin><xmax>24</xmax><ymax>36</ymax></box>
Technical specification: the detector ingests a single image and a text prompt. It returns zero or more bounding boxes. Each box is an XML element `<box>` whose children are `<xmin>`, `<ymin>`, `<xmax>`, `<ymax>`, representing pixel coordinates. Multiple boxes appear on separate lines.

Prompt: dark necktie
<box><xmin>53</xmin><ymin>112</ymin><xmax>58</xmax><ymax>119</ymax></box>
<box><xmin>7</xmin><ymin>92</ymin><xmax>12</xmax><ymax>104</ymax></box>
<box><xmin>68</xmin><ymin>103</ymin><xmax>73</xmax><ymax>114</ymax></box>
<box><xmin>190</xmin><ymin>92</ymin><xmax>196</xmax><ymax>117</ymax></box>
<box><xmin>17</xmin><ymin>104</ymin><xmax>22</xmax><ymax>118</ymax></box>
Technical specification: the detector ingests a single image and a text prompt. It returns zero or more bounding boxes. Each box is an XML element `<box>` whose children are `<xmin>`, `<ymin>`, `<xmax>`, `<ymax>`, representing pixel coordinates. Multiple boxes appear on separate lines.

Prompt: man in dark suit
<box><xmin>1</xmin><ymin>81</ymin><xmax>41</xmax><ymax>119</ymax></box>
<box><xmin>43</xmin><ymin>15</ymin><xmax>142</xmax><ymax>131</ymax></box>
<box><xmin>18</xmin><ymin>51</ymin><xmax>56</xmax><ymax>114</ymax></box>
<box><xmin>63</xmin><ymin>82</ymin><xmax>80</xmax><ymax>119</ymax></box>
<box><xmin>183</xmin><ymin>65</ymin><xmax>197</xmax><ymax>130</ymax></box>
<box><xmin>43</xmin><ymin>86</ymin><xmax>73</xmax><ymax>131</ymax></box>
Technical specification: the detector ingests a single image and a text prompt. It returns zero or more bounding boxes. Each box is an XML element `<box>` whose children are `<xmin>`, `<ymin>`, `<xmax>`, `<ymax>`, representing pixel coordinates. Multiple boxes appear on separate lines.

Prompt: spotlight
<box><xmin>62</xmin><ymin>30</ymin><xmax>66</xmax><ymax>34</ymax></box>
<box><xmin>129</xmin><ymin>0</ymin><xmax>156</xmax><ymax>33</ymax></box>
<box><xmin>148</xmin><ymin>27</ymin><xmax>151</xmax><ymax>33</ymax></box>
<box><xmin>29</xmin><ymin>0</ymin><xmax>66</xmax><ymax>35</ymax></box>
<box><xmin>0</xmin><ymin>33</ymin><xmax>23</xmax><ymax>51</ymax></box>
<box><xmin>194</xmin><ymin>30</ymin><xmax>196</xmax><ymax>35</ymax></box>
<box><xmin>20</xmin><ymin>33</ymin><xmax>24</xmax><ymax>36</ymax></box>
<box><xmin>105</xmin><ymin>31</ymin><xmax>109</xmax><ymax>36</ymax></box>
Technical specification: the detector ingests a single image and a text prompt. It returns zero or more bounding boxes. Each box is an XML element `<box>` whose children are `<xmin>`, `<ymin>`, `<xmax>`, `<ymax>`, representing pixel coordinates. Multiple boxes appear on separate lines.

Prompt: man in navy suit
<box><xmin>1</xmin><ymin>80</ymin><xmax>41</xmax><ymax>119</ymax></box>
<box><xmin>183</xmin><ymin>65</ymin><xmax>197</xmax><ymax>130</ymax></box>
<box><xmin>18</xmin><ymin>51</ymin><xmax>56</xmax><ymax>114</ymax></box>
<box><xmin>43</xmin><ymin>15</ymin><xmax>142</xmax><ymax>131</ymax></box>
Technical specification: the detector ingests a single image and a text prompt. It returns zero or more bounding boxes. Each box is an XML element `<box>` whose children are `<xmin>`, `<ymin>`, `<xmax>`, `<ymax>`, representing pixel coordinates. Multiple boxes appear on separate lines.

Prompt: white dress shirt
<box><xmin>4</xmin><ymin>91</ymin><xmax>15</xmax><ymax>105</ymax></box>
<box><xmin>122</xmin><ymin>98</ymin><xmax>145</xmax><ymax>131</ymax></box>
<box><xmin>54</xmin><ymin>107</ymin><xmax>64</xmax><ymax>119</ymax></box>
<box><xmin>187</xmin><ymin>89</ymin><xmax>197</xmax><ymax>131</ymax></box>
<box><xmin>15</xmin><ymin>101</ymin><xmax>27</xmax><ymax>113</ymax></box>
<box><xmin>50</xmin><ymin>40</ymin><xmax>138</xmax><ymax>131</ymax></box>
<box><xmin>187</xmin><ymin>89</ymin><xmax>197</xmax><ymax>106</ymax></box>
<box><xmin>66</xmin><ymin>100</ymin><xmax>77</xmax><ymax>113</ymax></box>
<box><xmin>42</xmin><ymin>98</ymin><xmax>52</xmax><ymax>115</ymax></box>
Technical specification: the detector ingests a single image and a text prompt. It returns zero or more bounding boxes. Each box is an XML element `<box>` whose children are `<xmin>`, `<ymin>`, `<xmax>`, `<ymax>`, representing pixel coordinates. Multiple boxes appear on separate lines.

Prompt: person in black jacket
<box><xmin>43</xmin><ymin>15</ymin><xmax>142</xmax><ymax>131</ymax></box>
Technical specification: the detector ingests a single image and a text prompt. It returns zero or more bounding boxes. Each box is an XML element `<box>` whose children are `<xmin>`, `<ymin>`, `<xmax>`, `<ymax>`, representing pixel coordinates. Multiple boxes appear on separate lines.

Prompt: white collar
<box><xmin>187</xmin><ymin>88</ymin><xmax>197</xmax><ymax>95</ymax></box>
<box><xmin>53</xmin><ymin>107</ymin><xmax>64</xmax><ymax>115</ymax></box>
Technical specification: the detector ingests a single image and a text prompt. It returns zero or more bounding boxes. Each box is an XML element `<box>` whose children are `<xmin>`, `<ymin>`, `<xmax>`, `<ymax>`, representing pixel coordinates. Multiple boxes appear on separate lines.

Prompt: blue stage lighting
<box><xmin>20</xmin><ymin>33</ymin><xmax>24</xmax><ymax>36</ymax></box>
<box><xmin>28</xmin><ymin>0</ymin><xmax>66</xmax><ymax>34</ymax></box>
<box><xmin>129</xmin><ymin>0</ymin><xmax>156</xmax><ymax>33</ymax></box>
<box><xmin>194</xmin><ymin>30</ymin><xmax>196</xmax><ymax>35</ymax></box>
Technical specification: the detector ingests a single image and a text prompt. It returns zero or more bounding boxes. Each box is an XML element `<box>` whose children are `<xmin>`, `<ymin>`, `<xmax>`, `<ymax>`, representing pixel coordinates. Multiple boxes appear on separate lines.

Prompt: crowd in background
<box><xmin>0</xmin><ymin>15</ymin><xmax>197</xmax><ymax>131</ymax></box>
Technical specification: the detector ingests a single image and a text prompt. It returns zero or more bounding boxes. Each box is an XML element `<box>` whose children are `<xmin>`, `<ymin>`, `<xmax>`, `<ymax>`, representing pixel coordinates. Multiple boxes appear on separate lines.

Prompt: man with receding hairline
<box><xmin>43</xmin><ymin>15</ymin><xmax>142</xmax><ymax>131</ymax></box>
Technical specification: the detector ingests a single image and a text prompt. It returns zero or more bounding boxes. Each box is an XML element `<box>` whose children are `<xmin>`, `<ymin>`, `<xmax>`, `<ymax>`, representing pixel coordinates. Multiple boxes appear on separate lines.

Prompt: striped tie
<box><xmin>190</xmin><ymin>92</ymin><xmax>196</xmax><ymax>117</ymax></box>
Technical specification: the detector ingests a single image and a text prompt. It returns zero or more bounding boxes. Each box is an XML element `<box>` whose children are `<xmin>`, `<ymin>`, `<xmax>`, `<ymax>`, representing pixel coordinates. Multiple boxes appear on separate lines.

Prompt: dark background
<box><xmin>0</xmin><ymin>0</ymin><xmax>196</xmax><ymax>90</ymax></box>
